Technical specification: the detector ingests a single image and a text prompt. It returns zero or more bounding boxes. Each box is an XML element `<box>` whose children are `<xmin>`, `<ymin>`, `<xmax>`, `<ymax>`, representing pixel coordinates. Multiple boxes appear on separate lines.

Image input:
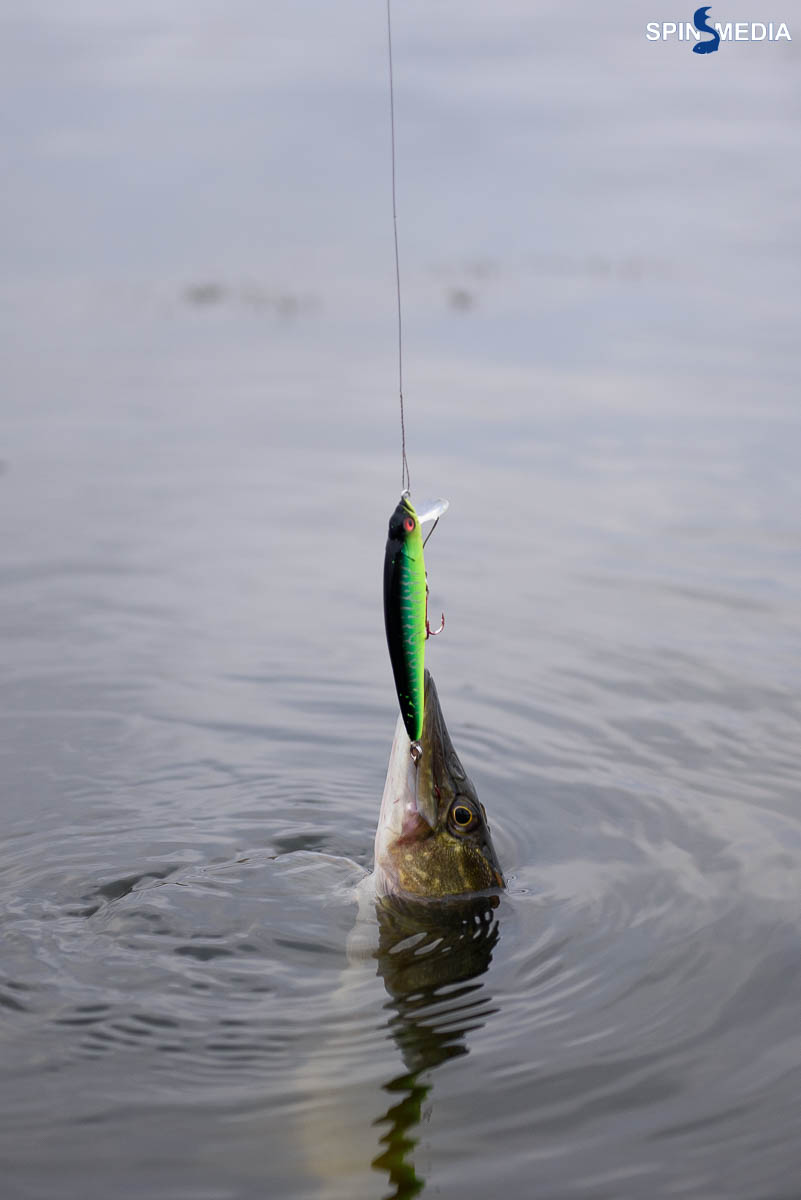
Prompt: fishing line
<box><xmin>422</xmin><ymin>518</ymin><xmax>439</xmax><ymax>549</ymax></box>
<box><xmin>386</xmin><ymin>0</ymin><xmax>410</xmax><ymax>496</ymax></box>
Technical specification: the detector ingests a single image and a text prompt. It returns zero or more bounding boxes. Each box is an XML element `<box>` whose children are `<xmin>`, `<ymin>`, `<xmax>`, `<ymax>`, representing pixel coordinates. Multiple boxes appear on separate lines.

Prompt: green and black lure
<box><xmin>383</xmin><ymin>493</ymin><xmax>447</xmax><ymax>749</ymax></box>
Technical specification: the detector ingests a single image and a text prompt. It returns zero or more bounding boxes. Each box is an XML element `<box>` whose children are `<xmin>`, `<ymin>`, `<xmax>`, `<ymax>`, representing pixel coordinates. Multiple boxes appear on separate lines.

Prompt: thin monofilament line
<box><xmin>386</xmin><ymin>0</ymin><xmax>410</xmax><ymax>495</ymax></box>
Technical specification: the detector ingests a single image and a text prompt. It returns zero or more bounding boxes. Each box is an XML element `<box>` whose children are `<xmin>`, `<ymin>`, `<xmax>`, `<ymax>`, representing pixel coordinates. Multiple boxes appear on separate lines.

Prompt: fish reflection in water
<box><xmin>371</xmin><ymin>894</ymin><xmax>500</xmax><ymax>1200</ymax></box>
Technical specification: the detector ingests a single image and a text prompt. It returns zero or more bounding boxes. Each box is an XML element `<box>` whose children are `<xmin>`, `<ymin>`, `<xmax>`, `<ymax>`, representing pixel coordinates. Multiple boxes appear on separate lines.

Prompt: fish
<box><xmin>383</xmin><ymin>493</ymin><xmax>428</xmax><ymax>744</ymax></box>
<box><xmin>290</xmin><ymin>673</ymin><xmax>502</xmax><ymax>1183</ymax></box>
<box><xmin>374</xmin><ymin>670</ymin><xmax>504</xmax><ymax>899</ymax></box>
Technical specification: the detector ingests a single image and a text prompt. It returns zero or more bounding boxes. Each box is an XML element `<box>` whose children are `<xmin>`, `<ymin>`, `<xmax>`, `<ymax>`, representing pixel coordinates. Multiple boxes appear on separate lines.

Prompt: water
<box><xmin>2</xmin><ymin>2</ymin><xmax>800</xmax><ymax>1197</ymax></box>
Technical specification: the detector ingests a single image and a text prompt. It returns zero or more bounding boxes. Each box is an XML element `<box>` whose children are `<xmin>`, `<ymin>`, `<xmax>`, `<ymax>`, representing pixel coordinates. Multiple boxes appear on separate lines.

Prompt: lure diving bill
<box><xmin>383</xmin><ymin>493</ymin><xmax>448</xmax><ymax>745</ymax></box>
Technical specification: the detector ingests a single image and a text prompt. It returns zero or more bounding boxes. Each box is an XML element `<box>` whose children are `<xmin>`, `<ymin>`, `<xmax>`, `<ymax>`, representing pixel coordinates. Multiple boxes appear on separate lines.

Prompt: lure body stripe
<box><xmin>384</xmin><ymin>495</ymin><xmax>427</xmax><ymax>742</ymax></box>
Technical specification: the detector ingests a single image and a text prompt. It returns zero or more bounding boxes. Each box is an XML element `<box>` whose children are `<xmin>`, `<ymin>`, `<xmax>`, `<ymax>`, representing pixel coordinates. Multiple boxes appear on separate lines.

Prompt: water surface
<box><xmin>2</xmin><ymin>3</ymin><xmax>800</xmax><ymax>1197</ymax></box>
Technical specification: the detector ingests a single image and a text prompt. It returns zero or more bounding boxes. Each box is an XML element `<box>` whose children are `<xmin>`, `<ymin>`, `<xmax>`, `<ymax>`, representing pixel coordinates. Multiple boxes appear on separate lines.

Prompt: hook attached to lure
<box><xmin>383</xmin><ymin>493</ymin><xmax>448</xmax><ymax>760</ymax></box>
<box><xmin>425</xmin><ymin>582</ymin><xmax>445</xmax><ymax>639</ymax></box>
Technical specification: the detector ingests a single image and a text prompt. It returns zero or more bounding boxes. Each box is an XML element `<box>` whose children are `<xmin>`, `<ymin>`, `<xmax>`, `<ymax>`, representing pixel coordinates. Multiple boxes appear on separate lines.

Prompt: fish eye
<box><xmin>450</xmin><ymin>802</ymin><xmax>476</xmax><ymax>831</ymax></box>
<box><xmin>403</xmin><ymin>516</ymin><xmax>415</xmax><ymax>533</ymax></box>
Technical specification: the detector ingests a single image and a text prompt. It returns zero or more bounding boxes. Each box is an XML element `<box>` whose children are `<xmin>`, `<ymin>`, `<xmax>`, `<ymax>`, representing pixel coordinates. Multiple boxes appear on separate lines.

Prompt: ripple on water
<box><xmin>2</xmin><ymin>639</ymin><xmax>801</xmax><ymax>1200</ymax></box>
<box><xmin>0</xmin><ymin>852</ymin><xmax>373</xmax><ymax>1096</ymax></box>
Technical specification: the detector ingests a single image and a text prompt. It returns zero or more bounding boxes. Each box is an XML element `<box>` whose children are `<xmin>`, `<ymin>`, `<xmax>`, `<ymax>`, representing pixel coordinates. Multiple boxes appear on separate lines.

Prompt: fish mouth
<box><xmin>374</xmin><ymin>670</ymin><xmax>504</xmax><ymax>900</ymax></box>
<box><xmin>374</xmin><ymin>671</ymin><xmax>470</xmax><ymax>864</ymax></box>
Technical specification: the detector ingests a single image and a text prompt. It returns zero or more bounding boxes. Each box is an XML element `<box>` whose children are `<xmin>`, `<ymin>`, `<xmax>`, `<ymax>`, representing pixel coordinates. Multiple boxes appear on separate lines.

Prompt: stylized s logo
<box><xmin>693</xmin><ymin>5</ymin><xmax>721</xmax><ymax>53</ymax></box>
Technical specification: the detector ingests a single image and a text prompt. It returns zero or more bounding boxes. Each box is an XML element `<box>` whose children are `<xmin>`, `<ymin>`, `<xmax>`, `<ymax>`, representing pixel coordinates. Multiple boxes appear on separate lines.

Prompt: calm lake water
<box><xmin>2</xmin><ymin>3</ymin><xmax>800</xmax><ymax>1198</ymax></box>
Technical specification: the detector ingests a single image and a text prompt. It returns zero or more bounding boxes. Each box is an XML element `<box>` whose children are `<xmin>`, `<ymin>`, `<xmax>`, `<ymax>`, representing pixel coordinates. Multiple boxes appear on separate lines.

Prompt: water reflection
<box><xmin>371</xmin><ymin>895</ymin><xmax>501</xmax><ymax>1200</ymax></box>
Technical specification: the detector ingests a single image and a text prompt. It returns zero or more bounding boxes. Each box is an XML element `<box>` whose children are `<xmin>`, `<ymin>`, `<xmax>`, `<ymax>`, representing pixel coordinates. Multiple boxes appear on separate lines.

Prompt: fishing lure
<box><xmin>383</xmin><ymin>493</ymin><xmax>448</xmax><ymax>753</ymax></box>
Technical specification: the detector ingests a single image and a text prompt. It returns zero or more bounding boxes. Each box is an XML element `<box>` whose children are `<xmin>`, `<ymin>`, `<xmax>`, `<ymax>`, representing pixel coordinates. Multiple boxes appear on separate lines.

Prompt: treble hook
<box><xmin>425</xmin><ymin>578</ymin><xmax>445</xmax><ymax>639</ymax></box>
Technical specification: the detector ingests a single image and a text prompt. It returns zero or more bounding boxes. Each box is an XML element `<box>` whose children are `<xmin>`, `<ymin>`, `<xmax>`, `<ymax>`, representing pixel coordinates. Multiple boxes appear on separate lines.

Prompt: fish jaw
<box><xmin>374</xmin><ymin>672</ymin><xmax>504</xmax><ymax>900</ymax></box>
<box><xmin>373</xmin><ymin>713</ymin><xmax>427</xmax><ymax>896</ymax></box>
<box><xmin>374</xmin><ymin>670</ymin><xmax>452</xmax><ymax>892</ymax></box>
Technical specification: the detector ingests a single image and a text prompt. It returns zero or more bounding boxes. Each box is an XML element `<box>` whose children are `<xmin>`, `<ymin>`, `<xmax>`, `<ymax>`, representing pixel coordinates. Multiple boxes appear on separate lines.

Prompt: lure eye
<box><xmin>403</xmin><ymin>516</ymin><xmax>415</xmax><ymax>533</ymax></box>
<box><xmin>450</xmin><ymin>803</ymin><xmax>476</xmax><ymax>831</ymax></box>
